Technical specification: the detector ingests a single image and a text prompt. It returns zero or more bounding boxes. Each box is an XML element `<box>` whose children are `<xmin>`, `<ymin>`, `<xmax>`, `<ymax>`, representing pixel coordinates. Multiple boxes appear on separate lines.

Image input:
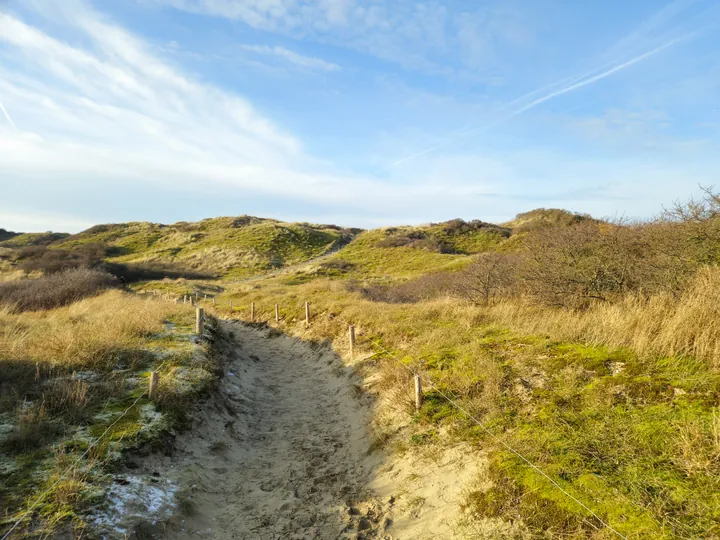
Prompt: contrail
<box><xmin>506</xmin><ymin>38</ymin><xmax>682</xmax><ymax>119</ymax></box>
<box><xmin>0</xmin><ymin>101</ymin><xmax>17</xmax><ymax>130</ymax></box>
<box><xmin>387</xmin><ymin>37</ymin><xmax>683</xmax><ymax>169</ymax></box>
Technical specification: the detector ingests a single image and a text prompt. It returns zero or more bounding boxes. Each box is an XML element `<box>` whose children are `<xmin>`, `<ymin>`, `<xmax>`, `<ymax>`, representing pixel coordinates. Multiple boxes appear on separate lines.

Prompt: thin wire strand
<box><xmin>1</xmin><ymin>391</ymin><xmax>148</xmax><ymax>540</ymax></box>
<box><xmin>370</xmin><ymin>341</ymin><xmax>628</xmax><ymax>540</ymax></box>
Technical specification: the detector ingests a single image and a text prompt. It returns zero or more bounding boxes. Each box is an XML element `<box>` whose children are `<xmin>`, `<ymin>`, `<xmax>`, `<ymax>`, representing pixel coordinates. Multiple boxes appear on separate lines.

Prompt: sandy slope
<box><xmin>112</xmin><ymin>321</ymin><xmax>507</xmax><ymax>539</ymax></box>
<box><xmin>148</xmin><ymin>321</ymin><xmax>390</xmax><ymax>539</ymax></box>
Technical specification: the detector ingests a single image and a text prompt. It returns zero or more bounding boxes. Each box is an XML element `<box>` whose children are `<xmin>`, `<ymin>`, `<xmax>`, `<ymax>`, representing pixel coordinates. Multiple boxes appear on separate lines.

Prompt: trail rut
<box><xmin>149</xmin><ymin>321</ymin><xmax>389</xmax><ymax>539</ymax></box>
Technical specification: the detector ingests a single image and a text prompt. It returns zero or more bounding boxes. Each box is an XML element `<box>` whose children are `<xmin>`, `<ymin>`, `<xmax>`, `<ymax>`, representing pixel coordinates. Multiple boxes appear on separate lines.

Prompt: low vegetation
<box><xmin>0</xmin><ymin>268</ymin><xmax>118</xmax><ymax>313</ymax></box>
<box><xmin>52</xmin><ymin>216</ymin><xmax>358</xmax><ymax>279</ymax></box>
<box><xmin>4</xmin><ymin>190</ymin><xmax>720</xmax><ymax>537</ymax></box>
<box><xmin>216</xmin><ymin>189</ymin><xmax>720</xmax><ymax>538</ymax></box>
<box><xmin>0</xmin><ymin>275</ymin><xmax>221</xmax><ymax>537</ymax></box>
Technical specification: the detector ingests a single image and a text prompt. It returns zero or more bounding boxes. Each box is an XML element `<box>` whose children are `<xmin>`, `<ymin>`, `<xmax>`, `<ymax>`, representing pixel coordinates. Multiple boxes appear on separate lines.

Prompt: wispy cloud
<box><xmin>240</xmin><ymin>44</ymin><xmax>340</xmax><ymax>71</ymax></box>
<box><xmin>153</xmin><ymin>0</ymin><xmax>529</xmax><ymax>75</ymax></box>
<box><xmin>0</xmin><ymin>101</ymin><xmax>17</xmax><ymax>129</ymax></box>
<box><xmin>387</xmin><ymin>36</ymin><xmax>685</xmax><ymax>168</ymax></box>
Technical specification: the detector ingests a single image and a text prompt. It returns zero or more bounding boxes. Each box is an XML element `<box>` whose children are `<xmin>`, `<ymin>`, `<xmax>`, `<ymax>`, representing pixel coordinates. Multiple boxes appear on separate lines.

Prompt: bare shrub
<box><xmin>663</xmin><ymin>186</ymin><xmax>720</xmax><ymax>265</ymax></box>
<box><xmin>17</xmin><ymin>243</ymin><xmax>109</xmax><ymax>274</ymax></box>
<box><xmin>349</xmin><ymin>272</ymin><xmax>460</xmax><ymax>303</ymax></box>
<box><xmin>510</xmin><ymin>208</ymin><xmax>594</xmax><ymax>233</ymax></box>
<box><xmin>458</xmin><ymin>252</ymin><xmax>519</xmax><ymax>305</ymax></box>
<box><xmin>519</xmin><ymin>220</ymin><xmax>652</xmax><ymax>308</ymax></box>
<box><xmin>0</xmin><ymin>268</ymin><xmax>118</xmax><ymax>312</ymax></box>
<box><xmin>375</xmin><ymin>230</ymin><xmax>454</xmax><ymax>253</ymax></box>
<box><xmin>440</xmin><ymin>218</ymin><xmax>511</xmax><ymax>238</ymax></box>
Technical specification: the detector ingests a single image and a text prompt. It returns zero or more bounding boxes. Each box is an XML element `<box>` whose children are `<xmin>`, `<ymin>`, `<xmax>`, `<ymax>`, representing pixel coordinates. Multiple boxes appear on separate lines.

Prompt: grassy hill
<box><xmin>33</xmin><ymin>217</ymin><xmax>359</xmax><ymax>280</ymax></box>
<box><xmin>503</xmin><ymin>208</ymin><xmax>595</xmax><ymax>232</ymax></box>
<box><xmin>0</xmin><ymin>231</ymin><xmax>70</xmax><ymax>248</ymax></box>
<box><xmin>215</xmin><ymin>194</ymin><xmax>720</xmax><ymax>538</ymax></box>
<box><xmin>314</xmin><ymin>219</ymin><xmax>512</xmax><ymax>280</ymax></box>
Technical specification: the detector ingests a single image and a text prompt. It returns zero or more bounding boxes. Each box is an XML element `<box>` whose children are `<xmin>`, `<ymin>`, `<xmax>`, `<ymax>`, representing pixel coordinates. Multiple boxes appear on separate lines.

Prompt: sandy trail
<box><xmin>153</xmin><ymin>321</ymin><xmax>389</xmax><ymax>539</ymax></box>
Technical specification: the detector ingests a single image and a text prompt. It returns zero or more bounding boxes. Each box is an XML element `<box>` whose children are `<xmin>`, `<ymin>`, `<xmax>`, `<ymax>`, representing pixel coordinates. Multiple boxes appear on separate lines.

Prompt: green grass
<box><xmin>0</xmin><ymin>232</ymin><xmax>69</xmax><ymax>248</ymax></box>
<box><xmin>0</xmin><ymin>297</ymin><xmax>220</xmax><ymax>537</ymax></box>
<box><xmin>51</xmin><ymin>217</ymin><xmax>353</xmax><ymax>279</ymax></box>
<box><xmin>217</xmin><ymin>278</ymin><xmax>720</xmax><ymax>538</ymax></box>
<box><xmin>326</xmin><ymin>229</ymin><xmax>471</xmax><ymax>278</ymax></box>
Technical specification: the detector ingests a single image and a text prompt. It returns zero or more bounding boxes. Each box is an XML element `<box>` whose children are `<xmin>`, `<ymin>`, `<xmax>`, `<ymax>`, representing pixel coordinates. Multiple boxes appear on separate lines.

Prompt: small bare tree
<box><xmin>459</xmin><ymin>252</ymin><xmax>517</xmax><ymax>305</ymax></box>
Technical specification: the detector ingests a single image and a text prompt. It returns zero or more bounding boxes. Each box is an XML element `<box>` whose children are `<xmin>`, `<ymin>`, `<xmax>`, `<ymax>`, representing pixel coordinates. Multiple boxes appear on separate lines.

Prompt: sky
<box><xmin>0</xmin><ymin>0</ymin><xmax>719</xmax><ymax>232</ymax></box>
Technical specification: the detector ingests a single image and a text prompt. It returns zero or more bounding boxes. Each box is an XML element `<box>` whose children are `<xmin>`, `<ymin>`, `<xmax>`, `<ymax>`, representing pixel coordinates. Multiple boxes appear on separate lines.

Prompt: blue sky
<box><xmin>1</xmin><ymin>0</ymin><xmax>719</xmax><ymax>232</ymax></box>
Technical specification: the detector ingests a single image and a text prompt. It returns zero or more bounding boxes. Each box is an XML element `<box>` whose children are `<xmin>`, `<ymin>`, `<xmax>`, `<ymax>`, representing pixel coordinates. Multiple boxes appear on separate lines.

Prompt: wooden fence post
<box><xmin>414</xmin><ymin>374</ymin><xmax>423</xmax><ymax>411</ymax></box>
<box><xmin>183</xmin><ymin>295</ymin><xmax>187</xmax><ymax>304</ymax></box>
<box><xmin>275</xmin><ymin>303</ymin><xmax>280</xmax><ymax>323</ymax></box>
<box><xmin>229</xmin><ymin>301</ymin><xmax>233</xmax><ymax>312</ymax></box>
<box><xmin>149</xmin><ymin>372</ymin><xmax>159</xmax><ymax>400</ymax></box>
<box><xmin>305</xmin><ymin>302</ymin><xmax>310</xmax><ymax>327</ymax></box>
<box><xmin>212</xmin><ymin>297</ymin><xmax>216</xmax><ymax>306</ymax></box>
<box><xmin>251</xmin><ymin>302</ymin><xmax>255</xmax><ymax>322</ymax></box>
<box><xmin>196</xmin><ymin>307</ymin><xmax>204</xmax><ymax>336</ymax></box>
<box><xmin>349</xmin><ymin>325</ymin><xmax>356</xmax><ymax>358</ymax></box>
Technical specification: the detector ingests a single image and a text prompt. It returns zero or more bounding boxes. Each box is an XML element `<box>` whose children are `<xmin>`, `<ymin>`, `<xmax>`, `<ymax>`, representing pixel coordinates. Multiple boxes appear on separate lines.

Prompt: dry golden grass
<box><xmin>1</xmin><ymin>290</ymin><xmax>204</xmax><ymax>537</ymax></box>
<box><xmin>486</xmin><ymin>266</ymin><xmax>720</xmax><ymax>366</ymax></box>
<box><xmin>220</xmin><ymin>272</ymin><xmax>720</xmax><ymax>537</ymax></box>
<box><xmin>0</xmin><ymin>289</ymin><xmax>188</xmax><ymax>371</ymax></box>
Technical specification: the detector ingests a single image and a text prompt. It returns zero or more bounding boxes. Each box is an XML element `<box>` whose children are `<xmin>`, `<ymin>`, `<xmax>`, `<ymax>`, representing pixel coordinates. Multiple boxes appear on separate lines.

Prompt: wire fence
<box><xmin>210</xmin><ymin>298</ymin><xmax>629</xmax><ymax>540</ymax></box>
<box><xmin>1</xmin><ymin>391</ymin><xmax>149</xmax><ymax>540</ymax></box>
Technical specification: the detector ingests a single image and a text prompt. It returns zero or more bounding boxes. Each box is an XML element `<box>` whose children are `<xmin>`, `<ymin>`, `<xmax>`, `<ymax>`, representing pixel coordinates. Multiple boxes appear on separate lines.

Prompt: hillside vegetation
<box><xmin>214</xmin><ymin>191</ymin><xmax>720</xmax><ymax>538</ymax></box>
<box><xmin>0</xmin><ymin>217</ymin><xmax>359</xmax><ymax>283</ymax></box>
<box><xmin>0</xmin><ymin>272</ymin><xmax>220</xmax><ymax>537</ymax></box>
<box><xmin>5</xmin><ymin>196</ymin><xmax>720</xmax><ymax>537</ymax></box>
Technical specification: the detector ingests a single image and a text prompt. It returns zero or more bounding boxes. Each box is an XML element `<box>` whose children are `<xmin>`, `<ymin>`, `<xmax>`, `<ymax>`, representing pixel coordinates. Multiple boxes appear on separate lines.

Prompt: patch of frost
<box><xmin>88</xmin><ymin>475</ymin><xmax>178</xmax><ymax>537</ymax></box>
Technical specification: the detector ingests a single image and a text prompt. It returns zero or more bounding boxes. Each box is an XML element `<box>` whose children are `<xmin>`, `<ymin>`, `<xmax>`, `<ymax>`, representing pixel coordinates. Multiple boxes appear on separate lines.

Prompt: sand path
<box><xmin>156</xmin><ymin>321</ymin><xmax>390</xmax><ymax>539</ymax></box>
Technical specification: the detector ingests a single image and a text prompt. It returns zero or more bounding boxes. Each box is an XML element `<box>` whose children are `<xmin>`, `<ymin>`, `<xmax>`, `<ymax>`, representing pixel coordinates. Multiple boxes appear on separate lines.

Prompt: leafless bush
<box><xmin>375</xmin><ymin>230</ymin><xmax>454</xmax><ymax>253</ymax></box>
<box><xmin>518</xmin><ymin>221</ymin><xmax>649</xmax><ymax>308</ymax></box>
<box><xmin>348</xmin><ymin>272</ymin><xmax>460</xmax><ymax>303</ymax></box>
<box><xmin>458</xmin><ymin>252</ymin><xmax>519</xmax><ymax>305</ymax></box>
<box><xmin>440</xmin><ymin>218</ymin><xmax>511</xmax><ymax>238</ymax></box>
<box><xmin>663</xmin><ymin>186</ymin><xmax>720</xmax><ymax>264</ymax></box>
<box><xmin>0</xmin><ymin>268</ymin><xmax>118</xmax><ymax>312</ymax></box>
<box><xmin>510</xmin><ymin>208</ymin><xmax>594</xmax><ymax>233</ymax></box>
<box><xmin>17</xmin><ymin>243</ymin><xmax>109</xmax><ymax>274</ymax></box>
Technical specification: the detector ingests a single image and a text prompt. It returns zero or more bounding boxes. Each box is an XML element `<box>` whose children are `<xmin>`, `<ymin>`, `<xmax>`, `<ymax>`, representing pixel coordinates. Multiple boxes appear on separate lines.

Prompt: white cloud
<box><xmin>154</xmin><ymin>0</ymin><xmax>527</xmax><ymax>74</ymax></box>
<box><xmin>239</xmin><ymin>44</ymin><xmax>340</xmax><ymax>71</ymax></box>
<box><xmin>0</xmin><ymin>209</ymin><xmax>94</xmax><ymax>233</ymax></box>
<box><xmin>0</xmin><ymin>0</ymin><xmax>713</xmax><ymax>232</ymax></box>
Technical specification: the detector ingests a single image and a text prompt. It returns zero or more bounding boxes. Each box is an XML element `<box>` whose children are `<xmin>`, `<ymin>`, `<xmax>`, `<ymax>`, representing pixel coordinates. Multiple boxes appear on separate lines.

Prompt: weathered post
<box><xmin>349</xmin><ymin>325</ymin><xmax>356</xmax><ymax>359</ymax></box>
<box><xmin>149</xmin><ymin>372</ymin><xmax>159</xmax><ymax>400</ymax></box>
<box><xmin>251</xmin><ymin>302</ymin><xmax>255</xmax><ymax>322</ymax></box>
<box><xmin>414</xmin><ymin>374</ymin><xmax>423</xmax><ymax>411</ymax></box>
<box><xmin>275</xmin><ymin>303</ymin><xmax>280</xmax><ymax>323</ymax></box>
<box><xmin>212</xmin><ymin>296</ymin><xmax>216</xmax><ymax>306</ymax></box>
<box><xmin>305</xmin><ymin>302</ymin><xmax>310</xmax><ymax>327</ymax></box>
<box><xmin>196</xmin><ymin>307</ymin><xmax>204</xmax><ymax>336</ymax></box>
<box><xmin>229</xmin><ymin>300</ymin><xmax>233</xmax><ymax>312</ymax></box>
<box><xmin>183</xmin><ymin>295</ymin><xmax>187</xmax><ymax>304</ymax></box>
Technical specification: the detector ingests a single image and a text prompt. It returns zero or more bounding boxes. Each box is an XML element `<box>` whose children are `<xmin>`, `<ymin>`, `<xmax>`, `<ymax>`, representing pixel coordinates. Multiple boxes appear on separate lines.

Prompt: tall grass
<box><xmin>486</xmin><ymin>266</ymin><xmax>720</xmax><ymax>366</ymax></box>
<box><xmin>0</xmin><ymin>268</ymin><xmax>118</xmax><ymax>312</ymax></box>
<box><xmin>0</xmin><ymin>289</ymin><xmax>186</xmax><ymax>371</ymax></box>
<box><xmin>221</xmin><ymin>274</ymin><xmax>720</xmax><ymax>537</ymax></box>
